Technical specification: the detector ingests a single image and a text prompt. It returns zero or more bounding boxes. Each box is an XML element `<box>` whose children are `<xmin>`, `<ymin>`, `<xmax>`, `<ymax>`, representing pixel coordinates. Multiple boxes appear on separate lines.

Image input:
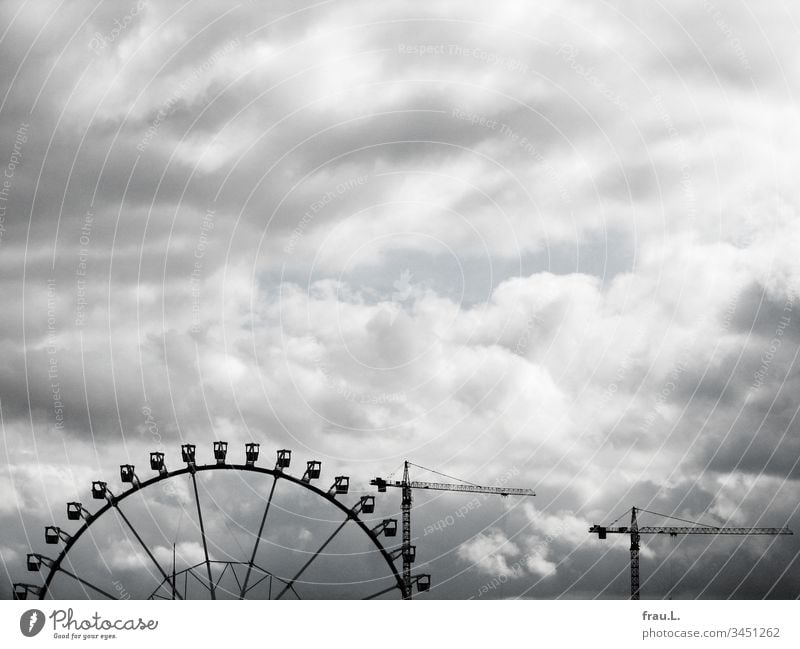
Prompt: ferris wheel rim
<box><xmin>34</xmin><ymin>462</ymin><xmax>404</xmax><ymax>600</ymax></box>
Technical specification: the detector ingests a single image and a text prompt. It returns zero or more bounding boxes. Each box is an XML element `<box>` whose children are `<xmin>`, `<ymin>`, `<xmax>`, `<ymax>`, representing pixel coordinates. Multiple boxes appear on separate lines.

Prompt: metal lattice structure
<box><xmin>147</xmin><ymin>560</ymin><xmax>299</xmax><ymax>600</ymax></box>
<box><xmin>14</xmin><ymin>444</ymin><xmax>418</xmax><ymax>601</ymax></box>
<box><xmin>590</xmin><ymin>506</ymin><xmax>793</xmax><ymax>599</ymax></box>
<box><xmin>371</xmin><ymin>460</ymin><xmax>536</xmax><ymax>598</ymax></box>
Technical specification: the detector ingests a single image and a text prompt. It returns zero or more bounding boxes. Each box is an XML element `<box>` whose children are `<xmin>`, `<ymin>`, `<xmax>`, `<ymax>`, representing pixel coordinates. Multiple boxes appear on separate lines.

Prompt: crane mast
<box><xmin>401</xmin><ymin>461</ymin><xmax>413</xmax><ymax>600</ymax></box>
<box><xmin>371</xmin><ymin>460</ymin><xmax>535</xmax><ymax>599</ymax></box>
<box><xmin>630</xmin><ymin>506</ymin><xmax>640</xmax><ymax>600</ymax></box>
<box><xmin>590</xmin><ymin>506</ymin><xmax>793</xmax><ymax>599</ymax></box>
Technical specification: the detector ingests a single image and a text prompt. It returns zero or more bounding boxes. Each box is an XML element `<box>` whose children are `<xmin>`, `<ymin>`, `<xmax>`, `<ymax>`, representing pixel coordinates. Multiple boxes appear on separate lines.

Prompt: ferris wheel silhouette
<box><xmin>14</xmin><ymin>443</ymin><xmax>430</xmax><ymax>600</ymax></box>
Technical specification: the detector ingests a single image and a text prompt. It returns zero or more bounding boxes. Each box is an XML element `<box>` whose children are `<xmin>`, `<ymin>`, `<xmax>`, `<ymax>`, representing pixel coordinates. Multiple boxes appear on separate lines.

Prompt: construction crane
<box><xmin>590</xmin><ymin>506</ymin><xmax>793</xmax><ymax>599</ymax></box>
<box><xmin>371</xmin><ymin>461</ymin><xmax>536</xmax><ymax>599</ymax></box>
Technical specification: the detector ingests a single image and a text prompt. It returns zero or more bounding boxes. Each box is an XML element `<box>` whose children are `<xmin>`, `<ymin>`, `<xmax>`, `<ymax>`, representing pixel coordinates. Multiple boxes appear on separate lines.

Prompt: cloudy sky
<box><xmin>1</xmin><ymin>0</ymin><xmax>799</xmax><ymax>600</ymax></box>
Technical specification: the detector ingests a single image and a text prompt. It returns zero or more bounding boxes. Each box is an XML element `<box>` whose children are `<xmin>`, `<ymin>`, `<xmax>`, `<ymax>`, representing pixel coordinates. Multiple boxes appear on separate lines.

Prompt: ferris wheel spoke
<box><xmin>110</xmin><ymin>502</ymin><xmax>183</xmax><ymax>599</ymax></box>
<box><xmin>56</xmin><ymin>566</ymin><xmax>119</xmax><ymax>600</ymax></box>
<box><xmin>274</xmin><ymin>516</ymin><xmax>350</xmax><ymax>600</ymax></box>
<box><xmin>190</xmin><ymin>471</ymin><xmax>216</xmax><ymax>600</ymax></box>
<box><xmin>239</xmin><ymin>474</ymin><xmax>278</xmax><ymax>599</ymax></box>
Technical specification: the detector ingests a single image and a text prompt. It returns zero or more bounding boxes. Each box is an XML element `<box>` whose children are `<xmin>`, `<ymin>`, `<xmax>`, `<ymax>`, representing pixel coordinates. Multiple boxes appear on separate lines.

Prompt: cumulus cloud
<box><xmin>457</xmin><ymin>529</ymin><xmax>522</xmax><ymax>578</ymax></box>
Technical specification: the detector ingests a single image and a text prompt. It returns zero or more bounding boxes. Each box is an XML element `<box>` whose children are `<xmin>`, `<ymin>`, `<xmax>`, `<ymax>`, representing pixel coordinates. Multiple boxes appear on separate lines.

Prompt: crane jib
<box><xmin>591</xmin><ymin>525</ymin><xmax>792</xmax><ymax>536</ymax></box>
<box><xmin>369</xmin><ymin>478</ymin><xmax>535</xmax><ymax>497</ymax></box>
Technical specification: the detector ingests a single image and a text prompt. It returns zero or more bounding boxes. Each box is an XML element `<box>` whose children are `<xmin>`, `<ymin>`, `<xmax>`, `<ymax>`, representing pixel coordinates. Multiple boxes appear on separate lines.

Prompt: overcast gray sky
<box><xmin>1</xmin><ymin>0</ymin><xmax>799</xmax><ymax>599</ymax></box>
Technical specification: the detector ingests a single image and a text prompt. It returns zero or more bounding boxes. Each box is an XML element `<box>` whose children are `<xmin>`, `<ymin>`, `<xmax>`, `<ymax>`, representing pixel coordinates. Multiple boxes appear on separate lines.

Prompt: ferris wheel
<box><xmin>13</xmin><ymin>443</ymin><xmax>431</xmax><ymax>600</ymax></box>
